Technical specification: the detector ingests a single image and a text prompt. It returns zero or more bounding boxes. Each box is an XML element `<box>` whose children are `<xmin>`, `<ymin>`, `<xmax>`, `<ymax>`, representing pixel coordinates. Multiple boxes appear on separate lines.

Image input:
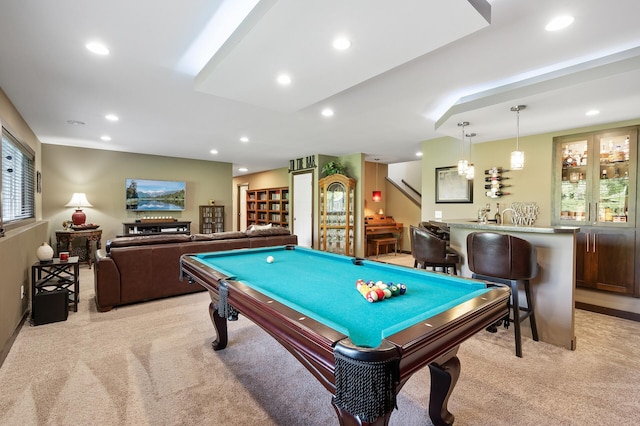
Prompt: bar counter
<box><xmin>437</xmin><ymin>219</ymin><xmax>580</xmax><ymax>351</ymax></box>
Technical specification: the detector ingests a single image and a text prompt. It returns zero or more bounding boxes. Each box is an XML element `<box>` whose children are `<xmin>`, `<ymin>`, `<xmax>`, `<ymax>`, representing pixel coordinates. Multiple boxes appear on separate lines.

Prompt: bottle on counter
<box><xmin>494</xmin><ymin>203</ymin><xmax>502</xmax><ymax>224</ymax></box>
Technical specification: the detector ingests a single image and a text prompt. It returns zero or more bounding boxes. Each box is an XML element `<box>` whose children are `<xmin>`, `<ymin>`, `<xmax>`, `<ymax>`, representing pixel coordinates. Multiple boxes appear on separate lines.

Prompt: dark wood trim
<box><xmin>576</xmin><ymin>303</ymin><xmax>640</xmax><ymax>322</ymax></box>
<box><xmin>0</xmin><ymin>311</ymin><xmax>28</xmax><ymax>368</ymax></box>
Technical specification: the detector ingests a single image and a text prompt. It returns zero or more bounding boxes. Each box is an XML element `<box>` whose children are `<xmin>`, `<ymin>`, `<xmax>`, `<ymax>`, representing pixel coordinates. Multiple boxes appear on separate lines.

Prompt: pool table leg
<box><xmin>208</xmin><ymin>302</ymin><xmax>228</xmax><ymax>351</ymax></box>
<box><xmin>332</xmin><ymin>402</ymin><xmax>392</xmax><ymax>426</ymax></box>
<box><xmin>428</xmin><ymin>355</ymin><xmax>461</xmax><ymax>426</ymax></box>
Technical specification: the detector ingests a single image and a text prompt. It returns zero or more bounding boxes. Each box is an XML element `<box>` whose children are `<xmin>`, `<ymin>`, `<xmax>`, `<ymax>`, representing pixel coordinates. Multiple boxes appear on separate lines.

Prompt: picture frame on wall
<box><xmin>435</xmin><ymin>166</ymin><xmax>473</xmax><ymax>203</ymax></box>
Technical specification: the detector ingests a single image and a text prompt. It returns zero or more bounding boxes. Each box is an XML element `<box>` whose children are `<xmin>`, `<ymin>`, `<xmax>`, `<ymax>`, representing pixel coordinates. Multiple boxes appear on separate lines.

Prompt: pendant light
<box><xmin>457</xmin><ymin>121</ymin><xmax>469</xmax><ymax>175</ymax></box>
<box><xmin>510</xmin><ymin>105</ymin><xmax>526</xmax><ymax>170</ymax></box>
<box><xmin>465</xmin><ymin>132</ymin><xmax>476</xmax><ymax>179</ymax></box>
<box><xmin>372</xmin><ymin>159</ymin><xmax>382</xmax><ymax>202</ymax></box>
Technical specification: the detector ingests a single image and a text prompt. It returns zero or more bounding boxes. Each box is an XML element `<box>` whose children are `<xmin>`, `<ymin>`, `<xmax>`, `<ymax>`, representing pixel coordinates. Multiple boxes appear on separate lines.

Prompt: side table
<box><xmin>55</xmin><ymin>229</ymin><xmax>102</xmax><ymax>267</ymax></box>
<box><xmin>31</xmin><ymin>256</ymin><xmax>80</xmax><ymax>315</ymax></box>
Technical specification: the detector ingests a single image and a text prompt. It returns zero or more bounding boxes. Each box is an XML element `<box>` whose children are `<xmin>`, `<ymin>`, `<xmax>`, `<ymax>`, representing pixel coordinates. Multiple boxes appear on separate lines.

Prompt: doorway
<box><xmin>238</xmin><ymin>184</ymin><xmax>248</xmax><ymax>231</ymax></box>
<box><xmin>293</xmin><ymin>172</ymin><xmax>313</xmax><ymax>247</ymax></box>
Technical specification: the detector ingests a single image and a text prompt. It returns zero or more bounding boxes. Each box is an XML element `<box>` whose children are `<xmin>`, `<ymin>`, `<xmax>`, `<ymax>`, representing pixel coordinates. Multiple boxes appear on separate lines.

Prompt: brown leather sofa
<box><xmin>93</xmin><ymin>228</ymin><xmax>297</xmax><ymax>312</ymax></box>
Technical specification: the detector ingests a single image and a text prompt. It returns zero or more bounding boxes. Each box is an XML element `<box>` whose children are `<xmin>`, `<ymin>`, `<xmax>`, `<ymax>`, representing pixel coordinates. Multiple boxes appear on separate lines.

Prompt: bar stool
<box><xmin>410</xmin><ymin>225</ymin><xmax>460</xmax><ymax>275</ymax></box>
<box><xmin>466</xmin><ymin>232</ymin><xmax>539</xmax><ymax>357</ymax></box>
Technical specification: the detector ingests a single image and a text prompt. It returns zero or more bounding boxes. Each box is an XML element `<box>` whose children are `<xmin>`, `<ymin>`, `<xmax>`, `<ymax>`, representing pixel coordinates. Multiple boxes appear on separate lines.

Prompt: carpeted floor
<box><xmin>1</xmin><ymin>256</ymin><xmax>639</xmax><ymax>426</ymax></box>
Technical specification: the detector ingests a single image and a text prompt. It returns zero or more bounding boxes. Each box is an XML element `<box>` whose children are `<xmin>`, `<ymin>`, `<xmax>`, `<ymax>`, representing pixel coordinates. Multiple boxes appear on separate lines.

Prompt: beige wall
<box><xmin>384</xmin><ymin>180</ymin><xmax>421</xmax><ymax>253</ymax></box>
<box><xmin>0</xmin><ymin>87</ymin><xmax>47</xmax><ymax>357</ymax></box>
<box><xmin>42</xmin><ymin>145</ymin><xmax>233</xmax><ymax>242</ymax></box>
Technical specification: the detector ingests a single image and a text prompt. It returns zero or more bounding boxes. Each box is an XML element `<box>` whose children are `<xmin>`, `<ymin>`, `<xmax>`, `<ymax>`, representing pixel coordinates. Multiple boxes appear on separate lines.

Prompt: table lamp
<box><xmin>65</xmin><ymin>193</ymin><xmax>92</xmax><ymax>225</ymax></box>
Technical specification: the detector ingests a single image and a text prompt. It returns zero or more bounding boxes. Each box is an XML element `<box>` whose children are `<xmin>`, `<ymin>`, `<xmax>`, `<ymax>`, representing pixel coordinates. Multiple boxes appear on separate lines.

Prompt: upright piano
<box><xmin>364</xmin><ymin>214</ymin><xmax>404</xmax><ymax>257</ymax></box>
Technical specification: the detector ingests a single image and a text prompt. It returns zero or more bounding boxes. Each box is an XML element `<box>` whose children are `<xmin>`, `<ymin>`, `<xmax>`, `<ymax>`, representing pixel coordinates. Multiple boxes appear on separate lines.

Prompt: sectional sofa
<box><xmin>93</xmin><ymin>227</ymin><xmax>297</xmax><ymax>312</ymax></box>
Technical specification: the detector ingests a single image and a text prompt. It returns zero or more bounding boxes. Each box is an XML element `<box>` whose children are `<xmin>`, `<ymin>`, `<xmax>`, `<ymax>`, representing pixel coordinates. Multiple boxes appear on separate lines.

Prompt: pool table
<box><xmin>180</xmin><ymin>245</ymin><xmax>509</xmax><ymax>426</ymax></box>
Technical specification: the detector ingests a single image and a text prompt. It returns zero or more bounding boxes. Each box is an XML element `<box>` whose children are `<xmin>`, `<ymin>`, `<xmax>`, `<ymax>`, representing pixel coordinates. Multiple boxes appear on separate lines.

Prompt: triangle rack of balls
<box><xmin>356</xmin><ymin>279</ymin><xmax>407</xmax><ymax>303</ymax></box>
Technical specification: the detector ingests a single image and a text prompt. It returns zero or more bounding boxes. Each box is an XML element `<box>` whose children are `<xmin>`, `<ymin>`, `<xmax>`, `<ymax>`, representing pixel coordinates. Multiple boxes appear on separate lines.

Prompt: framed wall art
<box><xmin>435</xmin><ymin>166</ymin><xmax>473</xmax><ymax>203</ymax></box>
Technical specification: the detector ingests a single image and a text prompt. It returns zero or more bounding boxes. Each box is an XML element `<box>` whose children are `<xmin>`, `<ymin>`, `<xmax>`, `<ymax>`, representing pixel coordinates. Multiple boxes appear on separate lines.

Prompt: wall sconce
<box><xmin>372</xmin><ymin>159</ymin><xmax>382</xmax><ymax>202</ymax></box>
<box><xmin>510</xmin><ymin>105</ymin><xmax>526</xmax><ymax>170</ymax></box>
<box><xmin>65</xmin><ymin>193</ymin><xmax>93</xmax><ymax>225</ymax></box>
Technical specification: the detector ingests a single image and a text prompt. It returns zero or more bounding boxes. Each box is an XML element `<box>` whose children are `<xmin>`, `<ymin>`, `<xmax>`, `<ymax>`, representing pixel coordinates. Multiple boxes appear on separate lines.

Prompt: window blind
<box><xmin>1</xmin><ymin>128</ymin><xmax>35</xmax><ymax>224</ymax></box>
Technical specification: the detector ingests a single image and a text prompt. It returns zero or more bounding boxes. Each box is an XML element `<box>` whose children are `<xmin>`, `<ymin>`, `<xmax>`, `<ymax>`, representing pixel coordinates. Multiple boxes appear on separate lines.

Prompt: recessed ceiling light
<box><xmin>100</xmin><ymin>135</ymin><xmax>111</xmax><ymax>141</ymax></box>
<box><xmin>321</xmin><ymin>108</ymin><xmax>334</xmax><ymax>117</ymax></box>
<box><xmin>545</xmin><ymin>15</ymin><xmax>574</xmax><ymax>32</ymax></box>
<box><xmin>585</xmin><ymin>109</ymin><xmax>600</xmax><ymax>116</ymax></box>
<box><xmin>86</xmin><ymin>42</ymin><xmax>110</xmax><ymax>55</ymax></box>
<box><xmin>238</xmin><ymin>167</ymin><xmax>248</xmax><ymax>173</ymax></box>
<box><xmin>416</xmin><ymin>152</ymin><xmax>423</xmax><ymax>157</ymax></box>
<box><xmin>277</xmin><ymin>74</ymin><xmax>292</xmax><ymax>85</ymax></box>
<box><xmin>332</xmin><ymin>36</ymin><xmax>351</xmax><ymax>50</ymax></box>
<box><xmin>105</xmin><ymin>114</ymin><xmax>119</xmax><ymax>122</ymax></box>
<box><xmin>210</xmin><ymin>149</ymin><xmax>219</xmax><ymax>155</ymax></box>
<box><xmin>240</xmin><ymin>136</ymin><xmax>249</xmax><ymax>143</ymax></box>
<box><xmin>66</xmin><ymin>120</ymin><xmax>85</xmax><ymax>126</ymax></box>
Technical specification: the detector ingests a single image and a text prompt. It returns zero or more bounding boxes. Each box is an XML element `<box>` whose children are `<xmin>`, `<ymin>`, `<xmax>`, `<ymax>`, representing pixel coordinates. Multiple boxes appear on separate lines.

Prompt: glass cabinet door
<box><xmin>319</xmin><ymin>174</ymin><xmax>356</xmax><ymax>256</ymax></box>
<box><xmin>555</xmin><ymin>126</ymin><xmax>637</xmax><ymax>227</ymax></box>
<box><xmin>560</xmin><ymin>136</ymin><xmax>589</xmax><ymax>223</ymax></box>
<box><xmin>594</xmin><ymin>129</ymin><xmax>634</xmax><ymax>224</ymax></box>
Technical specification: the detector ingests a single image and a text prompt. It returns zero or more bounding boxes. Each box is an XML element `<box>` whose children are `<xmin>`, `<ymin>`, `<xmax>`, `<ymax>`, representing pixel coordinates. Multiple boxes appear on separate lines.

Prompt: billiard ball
<box><xmin>266</xmin><ymin>256</ymin><xmax>274</xmax><ymax>263</ymax></box>
<box><xmin>374</xmin><ymin>288</ymin><xmax>385</xmax><ymax>300</ymax></box>
<box><xmin>366</xmin><ymin>290</ymin><xmax>378</xmax><ymax>302</ymax></box>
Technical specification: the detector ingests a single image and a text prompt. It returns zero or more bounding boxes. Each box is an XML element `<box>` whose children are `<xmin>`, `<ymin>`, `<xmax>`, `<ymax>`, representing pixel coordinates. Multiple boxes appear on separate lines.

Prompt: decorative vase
<box><xmin>36</xmin><ymin>242</ymin><xmax>54</xmax><ymax>263</ymax></box>
<box><xmin>71</xmin><ymin>209</ymin><xmax>86</xmax><ymax>226</ymax></box>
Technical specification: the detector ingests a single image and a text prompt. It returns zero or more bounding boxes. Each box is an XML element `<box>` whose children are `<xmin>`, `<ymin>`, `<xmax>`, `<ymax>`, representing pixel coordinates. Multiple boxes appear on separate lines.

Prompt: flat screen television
<box><xmin>125</xmin><ymin>178</ymin><xmax>186</xmax><ymax>211</ymax></box>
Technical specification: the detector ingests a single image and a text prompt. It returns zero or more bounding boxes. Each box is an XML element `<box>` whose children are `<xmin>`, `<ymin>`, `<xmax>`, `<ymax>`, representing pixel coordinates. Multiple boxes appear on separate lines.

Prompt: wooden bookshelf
<box><xmin>246</xmin><ymin>186</ymin><xmax>289</xmax><ymax>228</ymax></box>
<box><xmin>199</xmin><ymin>205</ymin><xmax>224</xmax><ymax>233</ymax></box>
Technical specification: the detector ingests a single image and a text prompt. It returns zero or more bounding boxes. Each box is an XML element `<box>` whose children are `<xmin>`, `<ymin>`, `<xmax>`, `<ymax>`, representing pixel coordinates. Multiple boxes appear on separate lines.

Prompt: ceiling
<box><xmin>1</xmin><ymin>0</ymin><xmax>640</xmax><ymax>176</ymax></box>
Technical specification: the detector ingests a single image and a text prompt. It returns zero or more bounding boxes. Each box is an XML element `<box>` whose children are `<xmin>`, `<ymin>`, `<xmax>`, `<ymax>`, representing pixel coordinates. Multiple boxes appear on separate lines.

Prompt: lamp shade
<box><xmin>510</xmin><ymin>150</ymin><xmax>525</xmax><ymax>170</ymax></box>
<box><xmin>372</xmin><ymin>190</ymin><xmax>382</xmax><ymax>202</ymax></box>
<box><xmin>65</xmin><ymin>193</ymin><xmax>92</xmax><ymax>226</ymax></box>
<box><xmin>65</xmin><ymin>193</ymin><xmax>92</xmax><ymax>208</ymax></box>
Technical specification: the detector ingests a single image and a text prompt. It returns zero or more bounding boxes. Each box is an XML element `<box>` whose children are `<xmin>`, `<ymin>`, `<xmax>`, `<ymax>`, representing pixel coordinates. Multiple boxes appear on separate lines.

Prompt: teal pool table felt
<box><xmin>195</xmin><ymin>246</ymin><xmax>490</xmax><ymax>347</ymax></box>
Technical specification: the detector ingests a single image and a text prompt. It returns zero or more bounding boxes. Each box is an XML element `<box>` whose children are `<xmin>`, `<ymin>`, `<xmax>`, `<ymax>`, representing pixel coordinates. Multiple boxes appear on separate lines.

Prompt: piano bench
<box><xmin>370</xmin><ymin>237</ymin><xmax>398</xmax><ymax>258</ymax></box>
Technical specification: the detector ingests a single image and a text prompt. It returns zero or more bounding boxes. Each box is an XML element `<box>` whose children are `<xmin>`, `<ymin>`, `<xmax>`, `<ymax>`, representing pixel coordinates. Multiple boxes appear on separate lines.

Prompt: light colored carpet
<box><xmin>1</xmin><ymin>258</ymin><xmax>639</xmax><ymax>426</ymax></box>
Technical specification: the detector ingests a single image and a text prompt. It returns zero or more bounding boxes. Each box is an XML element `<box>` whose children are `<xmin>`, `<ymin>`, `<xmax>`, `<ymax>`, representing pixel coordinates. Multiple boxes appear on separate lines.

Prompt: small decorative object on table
<box><xmin>36</xmin><ymin>242</ymin><xmax>54</xmax><ymax>263</ymax></box>
<box><xmin>71</xmin><ymin>223</ymin><xmax>100</xmax><ymax>230</ymax></box>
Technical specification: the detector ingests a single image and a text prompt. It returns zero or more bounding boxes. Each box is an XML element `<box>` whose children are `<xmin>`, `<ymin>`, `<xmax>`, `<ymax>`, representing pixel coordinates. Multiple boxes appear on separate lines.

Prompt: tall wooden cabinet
<box><xmin>319</xmin><ymin>174</ymin><xmax>356</xmax><ymax>256</ymax></box>
<box><xmin>246</xmin><ymin>187</ymin><xmax>289</xmax><ymax>228</ymax></box>
<box><xmin>553</xmin><ymin>126</ymin><xmax>638</xmax><ymax>296</ymax></box>
<box><xmin>199</xmin><ymin>205</ymin><xmax>224</xmax><ymax>233</ymax></box>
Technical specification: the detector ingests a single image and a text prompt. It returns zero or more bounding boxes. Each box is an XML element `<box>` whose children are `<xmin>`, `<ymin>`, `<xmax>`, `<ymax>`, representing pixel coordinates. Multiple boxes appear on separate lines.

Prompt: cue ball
<box><xmin>266</xmin><ymin>256</ymin><xmax>274</xmax><ymax>263</ymax></box>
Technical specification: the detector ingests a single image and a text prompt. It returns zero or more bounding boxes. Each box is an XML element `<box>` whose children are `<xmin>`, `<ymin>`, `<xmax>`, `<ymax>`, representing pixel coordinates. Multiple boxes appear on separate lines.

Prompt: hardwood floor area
<box><xmin>368</xmin><ymin>252</ymin><xmax>415</xmax><ymax>268</ymax></box>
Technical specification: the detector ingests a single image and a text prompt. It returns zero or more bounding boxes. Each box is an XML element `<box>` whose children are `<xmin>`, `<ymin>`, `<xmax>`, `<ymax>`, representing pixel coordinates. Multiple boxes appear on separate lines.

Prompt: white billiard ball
<box><xmin>266</xmin><ymin>256</ymin><xmax>274</xmax><ymax>263</ymax></box>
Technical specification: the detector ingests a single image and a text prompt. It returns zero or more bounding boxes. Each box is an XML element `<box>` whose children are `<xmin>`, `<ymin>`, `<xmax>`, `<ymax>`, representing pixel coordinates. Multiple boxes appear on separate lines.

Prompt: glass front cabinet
<box><xmin>319</xmin><ymin>174</ymin><xmax>356</xmax><ymax>256</ymax></box>
<box><xmin>553</xmin><ymin>126</ymin><xmax>638</xmax><ymax>296</ymax></box>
